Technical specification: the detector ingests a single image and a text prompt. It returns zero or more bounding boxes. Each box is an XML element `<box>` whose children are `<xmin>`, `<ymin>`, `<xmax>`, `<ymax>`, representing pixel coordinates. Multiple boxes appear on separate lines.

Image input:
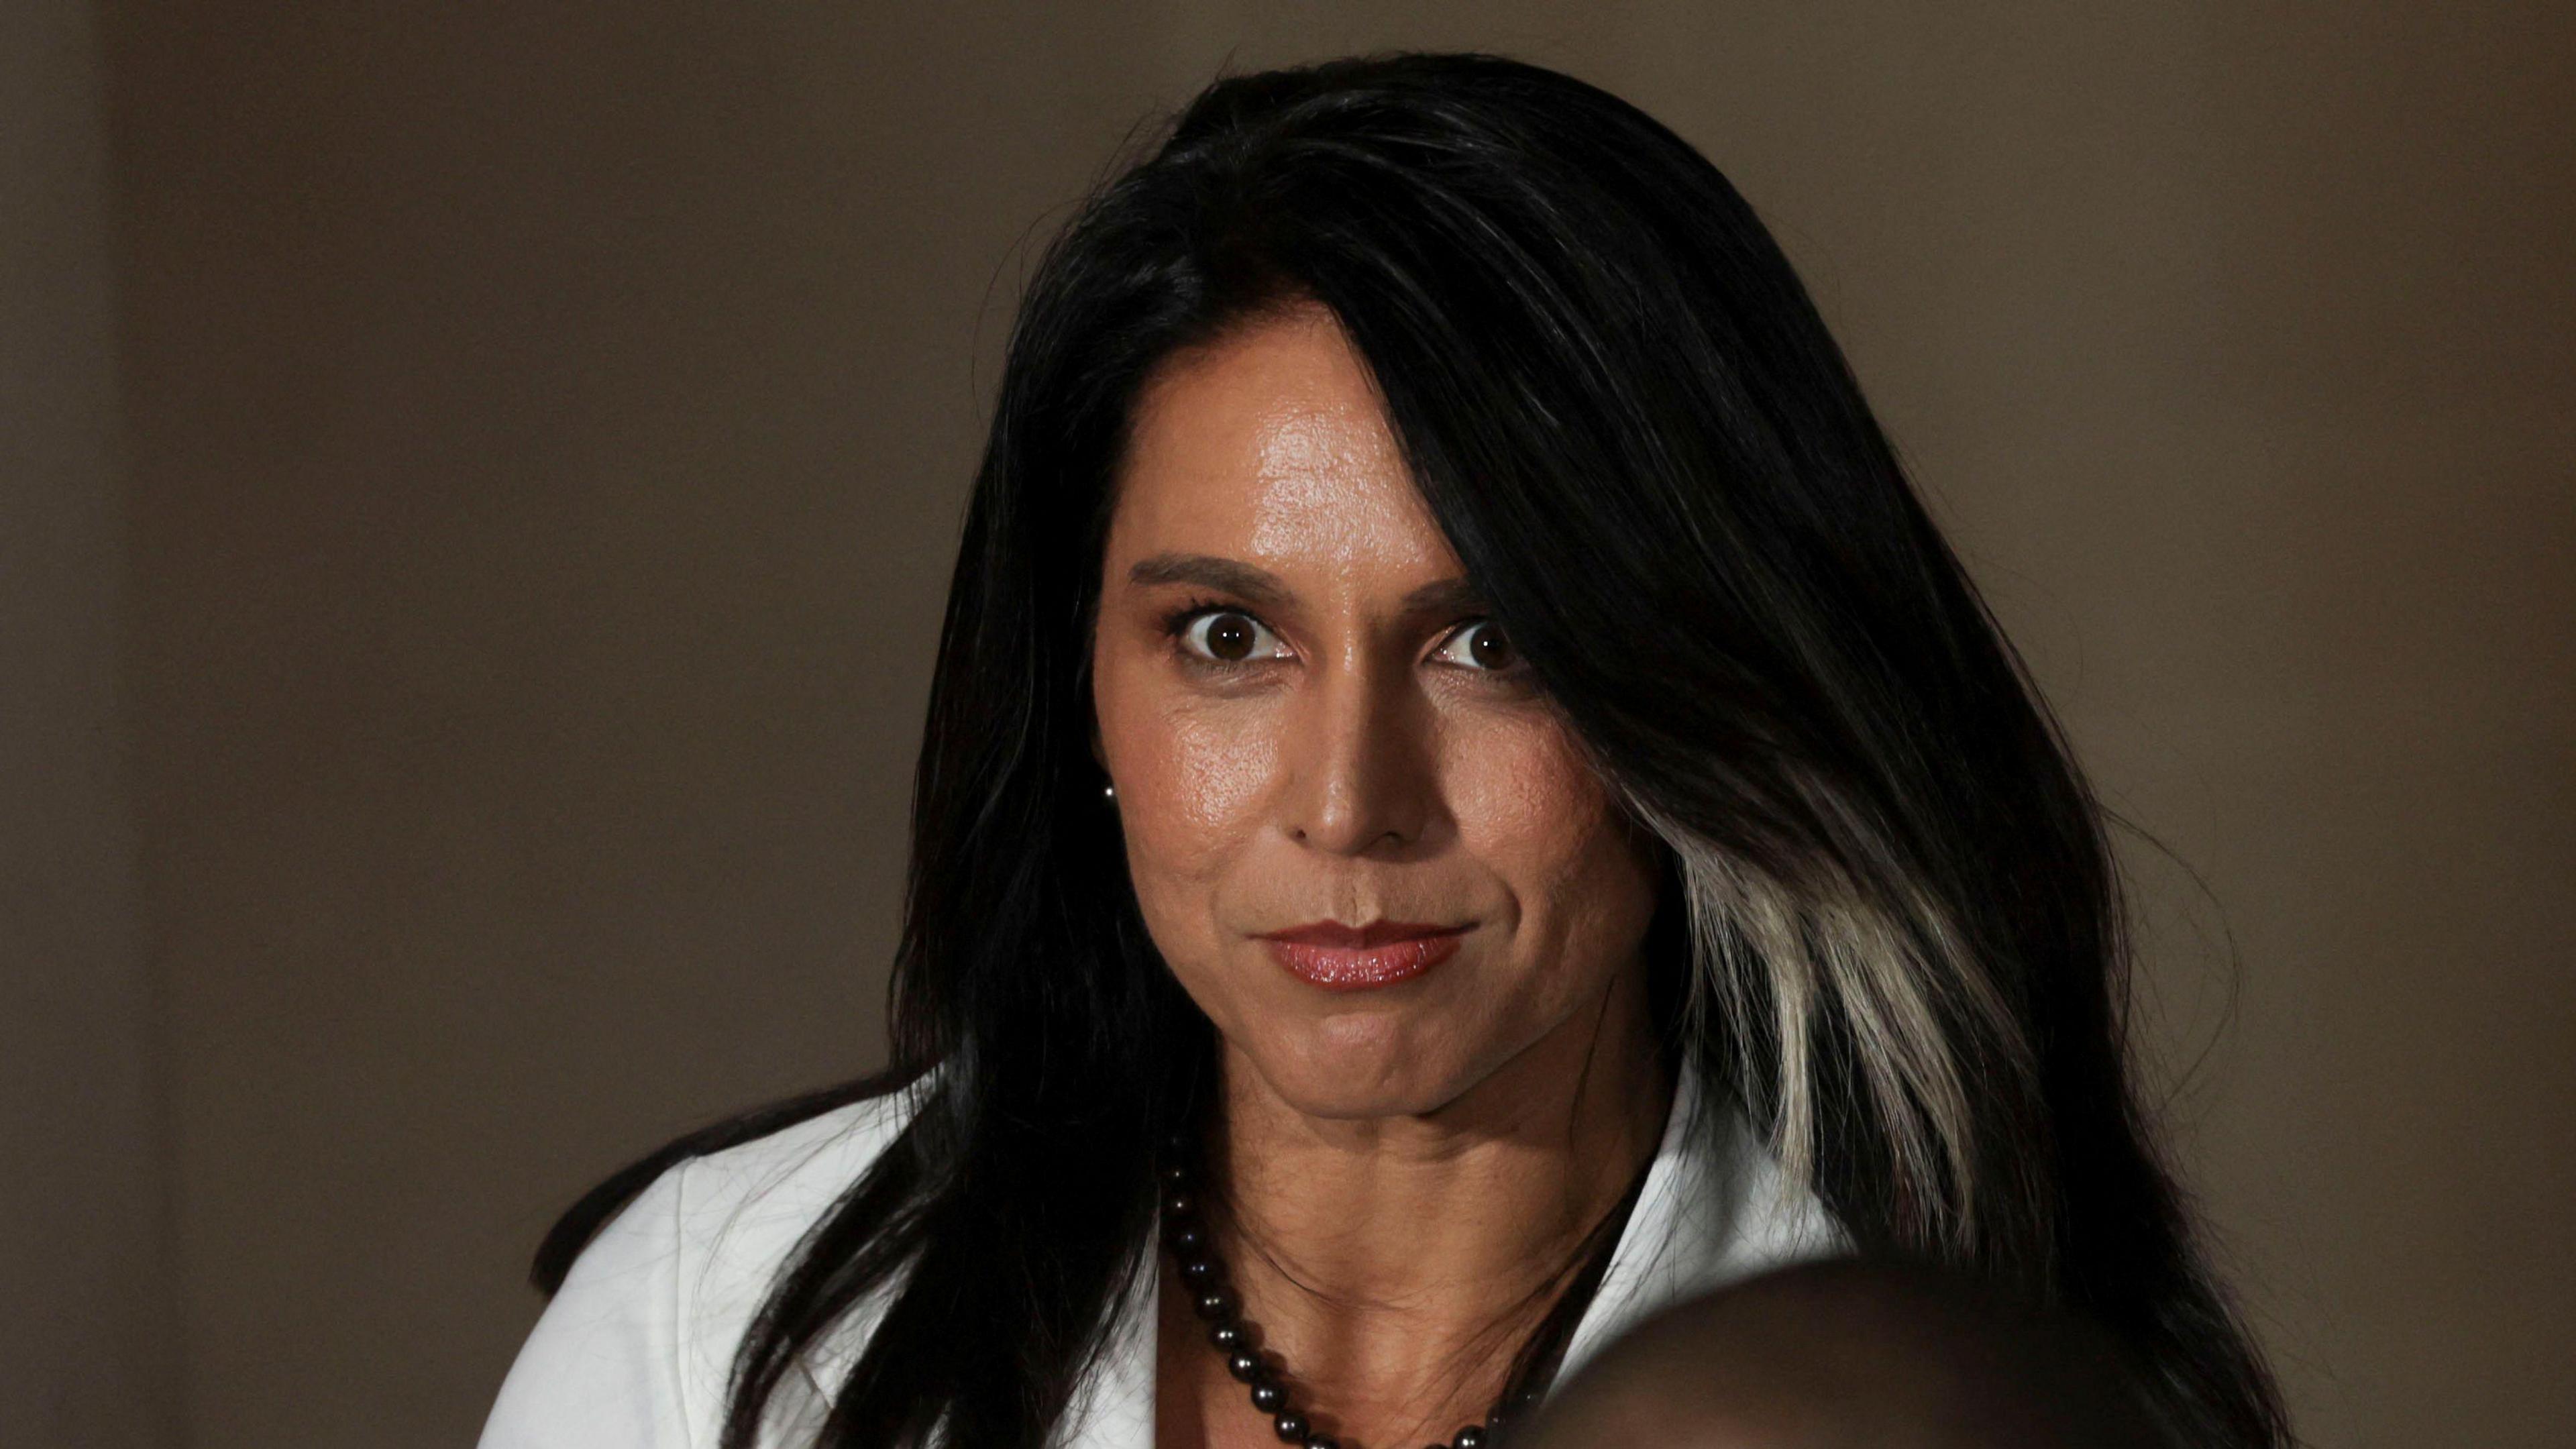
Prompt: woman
<box><xmin>477</xmin><ymin>52</ymin><xmax>2286</xmax><ymax>1449</ymax></box>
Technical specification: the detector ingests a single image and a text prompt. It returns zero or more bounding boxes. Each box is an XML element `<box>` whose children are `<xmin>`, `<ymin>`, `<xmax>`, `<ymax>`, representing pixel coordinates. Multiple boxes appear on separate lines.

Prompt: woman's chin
<box><xmin>1237</xmin><ymin>1011</ymin><xmax>1484</xmax><ymax>1122</ymax></box>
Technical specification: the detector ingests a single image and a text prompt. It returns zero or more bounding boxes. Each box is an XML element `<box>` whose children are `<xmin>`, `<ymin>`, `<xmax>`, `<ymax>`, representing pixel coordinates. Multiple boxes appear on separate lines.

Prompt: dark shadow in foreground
<box><xmin>1517</xmin><ymin>1259</ymin><xmax>2178</xmax><ymax>1449</ymax></box>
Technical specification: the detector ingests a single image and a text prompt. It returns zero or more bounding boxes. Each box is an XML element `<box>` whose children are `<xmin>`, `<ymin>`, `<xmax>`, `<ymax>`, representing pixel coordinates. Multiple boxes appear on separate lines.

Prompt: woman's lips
<box><xmin>1258</xmin><ymin>921</ymin><xmax>1469</xmax><ymax>991</ymax></box>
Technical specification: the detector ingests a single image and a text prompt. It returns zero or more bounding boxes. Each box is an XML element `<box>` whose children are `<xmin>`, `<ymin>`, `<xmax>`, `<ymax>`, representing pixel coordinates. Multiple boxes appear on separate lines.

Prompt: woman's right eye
<box><xmin>1173</xmin><ymin>609</ymin><xmax>1290</xmax><ymax>667</ymax></box>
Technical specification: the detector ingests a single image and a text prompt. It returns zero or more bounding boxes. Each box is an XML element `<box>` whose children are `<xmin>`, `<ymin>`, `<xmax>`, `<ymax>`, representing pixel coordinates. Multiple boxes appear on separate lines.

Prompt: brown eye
<box><xmin>1177</xmin><ymin>610</ymin><xmax>1287</xmax><ymax>665</ymax></box>
<box><xmin>1434</xmin><ymin>619</ymin><xmax>1521</xmax><ymax>673</ymax></box>
<box><xmin>1204</xmin><ymin>613</ymin><xmax>1256</xmax><ymax>661</ymax></box>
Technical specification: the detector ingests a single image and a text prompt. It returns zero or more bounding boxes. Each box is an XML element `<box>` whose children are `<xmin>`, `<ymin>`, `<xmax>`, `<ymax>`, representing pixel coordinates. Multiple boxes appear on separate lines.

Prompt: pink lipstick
<box><xmin>1259</xmin><ymin>919</ymin><xmax>1468</xmax><ymax>991</ymax></box>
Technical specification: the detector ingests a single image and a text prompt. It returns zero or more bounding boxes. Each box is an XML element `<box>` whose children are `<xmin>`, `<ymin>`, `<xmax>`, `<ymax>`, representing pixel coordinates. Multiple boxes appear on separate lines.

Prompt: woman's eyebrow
<box><xmin>1126</xmin><ymin>553</ymin><xmax>1294</xmax><ymax>610</ymax></box>
<box><xmin>1399</xmin><ymin>576</ymin><xmax>1486</xmax><ymax>616</ymax></box>
<box><xmin>1126</xmin><ymin>553</ymin><xmax>1489</xmax><ymax>618</ymax></box>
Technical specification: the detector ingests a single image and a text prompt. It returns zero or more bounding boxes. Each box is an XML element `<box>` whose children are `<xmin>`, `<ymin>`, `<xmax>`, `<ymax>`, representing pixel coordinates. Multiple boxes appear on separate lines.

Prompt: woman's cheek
<box><xmin>1446</xmin><ymin>709</ymin><xmax>1607</xmax><ymax>875</ymax></box>
<box><xmin>1152</xmin><ymin>698</ymin><xmax>1281</xmax><ymax>847</ymax></box>
<box><xmin>1114</xmin><ymin>691</ymin><xmax>1284</xmax><ymax>961</ymax></box>
<box><xmin>1448</xmin><ymin>712</ymin><xmax>1652</xmax><ymax>983</ymax></box>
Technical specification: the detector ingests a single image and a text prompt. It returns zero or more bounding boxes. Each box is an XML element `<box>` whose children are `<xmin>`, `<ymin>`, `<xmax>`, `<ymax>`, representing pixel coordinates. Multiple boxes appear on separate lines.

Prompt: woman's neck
<box><xmin>1188</xmin><ymin>969</ymin><xmax>1672</xmax><ymax>1444</ymax></box>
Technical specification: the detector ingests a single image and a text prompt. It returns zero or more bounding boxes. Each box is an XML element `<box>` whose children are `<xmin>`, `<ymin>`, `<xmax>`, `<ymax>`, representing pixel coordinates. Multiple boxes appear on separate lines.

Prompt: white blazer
<box><xmin>476</xmin><ymin>1064</ymin><xmax>1845</xmax><ymax>1448</ymax></box>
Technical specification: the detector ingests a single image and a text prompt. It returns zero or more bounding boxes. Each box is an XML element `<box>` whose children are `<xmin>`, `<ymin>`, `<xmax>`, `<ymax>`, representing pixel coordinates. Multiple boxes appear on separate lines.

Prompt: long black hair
<box><xmin>533</xmin><ymin>52</ymin><xmax>2288</xmax><ymax>1448</ymax></box>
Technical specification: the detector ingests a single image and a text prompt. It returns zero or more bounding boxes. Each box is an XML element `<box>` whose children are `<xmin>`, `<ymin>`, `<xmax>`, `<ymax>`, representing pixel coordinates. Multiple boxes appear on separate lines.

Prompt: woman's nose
<box><xmin>1279</xmin><ymin>651</ymin><xmax>1436</xmax><ymax>857</ymax></box>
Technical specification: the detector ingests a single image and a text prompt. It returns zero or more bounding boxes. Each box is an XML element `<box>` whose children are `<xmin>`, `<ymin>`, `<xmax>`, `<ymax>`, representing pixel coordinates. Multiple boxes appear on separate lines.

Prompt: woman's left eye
<box><xmin>1431</xmin><ymin>619</ymin><xmax>1523</xmax><ymax>673</ymax></box>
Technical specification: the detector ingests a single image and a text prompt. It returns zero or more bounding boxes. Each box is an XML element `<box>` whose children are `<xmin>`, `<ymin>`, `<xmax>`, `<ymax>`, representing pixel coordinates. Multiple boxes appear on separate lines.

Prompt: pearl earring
<box><xmin>1102</xmin><ymin>782</ymin><xmax>1117</xmax><ymax>801</ymax></box>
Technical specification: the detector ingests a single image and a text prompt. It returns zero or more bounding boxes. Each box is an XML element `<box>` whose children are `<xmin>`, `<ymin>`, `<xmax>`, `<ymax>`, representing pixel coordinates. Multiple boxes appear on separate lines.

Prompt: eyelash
<box><xmin>1157</xmin><ymin>596</ymin><xmax>1522</xmax><ymax>679</ymax></box>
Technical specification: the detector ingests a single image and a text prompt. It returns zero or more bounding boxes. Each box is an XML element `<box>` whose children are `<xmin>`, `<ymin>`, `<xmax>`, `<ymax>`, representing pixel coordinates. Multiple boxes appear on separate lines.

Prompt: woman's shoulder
<box><xmin>669</xmin><ymin>1081</ymin><xmax>926</xmax><ymax>1280</ymax></box>
<box><xmin>476</xmin><ymin>1080</ymin><xmax>932</xmax><ymax>1449</ymax></box>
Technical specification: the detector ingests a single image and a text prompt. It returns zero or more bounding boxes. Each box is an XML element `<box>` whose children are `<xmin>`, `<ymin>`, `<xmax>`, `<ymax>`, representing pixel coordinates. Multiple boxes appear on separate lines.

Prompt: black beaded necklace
<box><xmin>1158</xmin><ymin>1135</ymin><xmax>1642</xmax><ymax>1449</ymax></box>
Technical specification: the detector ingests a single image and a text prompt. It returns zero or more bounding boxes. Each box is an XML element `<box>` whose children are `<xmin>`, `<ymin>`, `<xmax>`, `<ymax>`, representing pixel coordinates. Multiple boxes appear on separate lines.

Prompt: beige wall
<box><xmin>50</xmin><ymin>1</ymin><xmax>2576</xmax><ymax>1445</ymax></box>
<box><xmin>0</xmin><ymin>0</ymin><xmax>170</xmax><ymax>1446</ymax></box>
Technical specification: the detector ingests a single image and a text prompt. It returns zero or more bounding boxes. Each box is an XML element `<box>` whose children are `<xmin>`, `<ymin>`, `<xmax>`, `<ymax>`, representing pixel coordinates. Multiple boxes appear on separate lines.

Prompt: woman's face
<box><xmin>1089</xmin><ymin>301</ymin><xmax>1662</xmax><ymax>1122</ymax></box>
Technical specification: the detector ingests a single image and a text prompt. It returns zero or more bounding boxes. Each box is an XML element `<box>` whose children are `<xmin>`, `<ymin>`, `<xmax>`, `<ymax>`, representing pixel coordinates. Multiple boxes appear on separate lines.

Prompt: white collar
<box><xmin>1056</xmin><ymin>1061</ymin><xmax>1844</xmax><ymax>1447</ymax></box>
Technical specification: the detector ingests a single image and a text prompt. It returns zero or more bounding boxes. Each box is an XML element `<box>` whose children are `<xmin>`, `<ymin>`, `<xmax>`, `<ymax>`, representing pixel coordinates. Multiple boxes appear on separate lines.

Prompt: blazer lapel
<box><xmin>1552</xmin><ymin>1062</ymin><xmax>1847</xmax><ymax>1389</ymax></box>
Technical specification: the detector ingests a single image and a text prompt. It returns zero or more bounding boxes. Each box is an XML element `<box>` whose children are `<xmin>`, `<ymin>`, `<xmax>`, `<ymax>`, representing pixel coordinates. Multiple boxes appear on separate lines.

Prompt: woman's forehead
<box><xmin>1113</xmin><ymin>309</ymin><xmax>1458</xmax><ymax>584</ymax></box>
